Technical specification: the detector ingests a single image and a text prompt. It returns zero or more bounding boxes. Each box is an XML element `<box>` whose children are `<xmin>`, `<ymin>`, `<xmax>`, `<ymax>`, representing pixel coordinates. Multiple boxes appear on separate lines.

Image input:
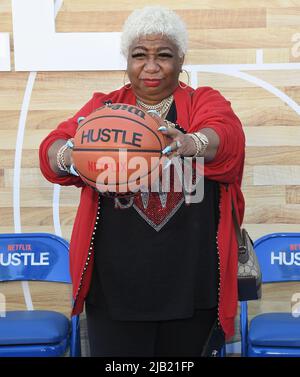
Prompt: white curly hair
<box><xmin>121</xmin><ymin>6</ymin><xmax>188</xmax><ymax>58</ymax></box>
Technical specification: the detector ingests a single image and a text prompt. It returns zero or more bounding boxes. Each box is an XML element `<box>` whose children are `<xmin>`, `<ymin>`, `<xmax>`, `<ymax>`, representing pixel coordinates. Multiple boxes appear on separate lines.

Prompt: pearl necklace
<box><xmin>136</xmin><ymin>94</ymin><xmax>173</xmax><ymax>118</ymax></box>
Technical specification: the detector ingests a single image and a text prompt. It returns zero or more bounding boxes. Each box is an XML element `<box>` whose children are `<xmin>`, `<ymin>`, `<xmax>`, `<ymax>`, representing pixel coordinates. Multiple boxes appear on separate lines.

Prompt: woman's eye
<box><xmin>158</xmin><ymin>53</ymin><xmax>173</xmax><ymax>59</ymax></box>
<box><xmin>131</xmin><ymin>53</ymin><xmax>145</xmax><ymax>59</ymax></box>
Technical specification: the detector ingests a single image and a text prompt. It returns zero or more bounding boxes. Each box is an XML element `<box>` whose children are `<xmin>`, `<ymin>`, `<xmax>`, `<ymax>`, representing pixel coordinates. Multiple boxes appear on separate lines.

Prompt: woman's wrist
<box><xmin>56</xmin><ymin>139</ymin><xmax>78</xmax><ymax>176</ymax></box>
<box><xmin>187</xmin><ymin>132</ymin><xmax>209</xmax><ymax>158</ymax></box>
<box><xmin>56</xmin><ymin>143</ymin><xmax>70</xmax><ymax>172</ymax></box>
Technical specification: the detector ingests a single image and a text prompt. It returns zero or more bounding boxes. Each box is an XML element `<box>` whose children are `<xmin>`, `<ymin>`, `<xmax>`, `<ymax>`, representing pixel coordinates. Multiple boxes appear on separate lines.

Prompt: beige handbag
<box><xmin>232</xmin><ymin>202</ymin><xmax>262</xmax><ymax>301</ymax></box>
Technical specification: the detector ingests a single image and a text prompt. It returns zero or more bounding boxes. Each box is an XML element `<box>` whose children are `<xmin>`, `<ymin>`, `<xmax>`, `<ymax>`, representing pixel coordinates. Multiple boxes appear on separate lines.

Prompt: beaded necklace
<box><xmin>136</xmin><ymin>94</ymin><xmax>173</xmax><ymax>119</ymax></box>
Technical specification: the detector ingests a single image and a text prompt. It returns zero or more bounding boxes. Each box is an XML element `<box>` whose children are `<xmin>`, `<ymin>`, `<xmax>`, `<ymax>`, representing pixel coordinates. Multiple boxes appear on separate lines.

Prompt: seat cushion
<box><xmin>0</xmin><ymin>310</ymin><xmax>70</xmax><ymax>345</ymax></box>
<box><xmin>249</xmin><ymin>312</ymin><xmax>300</xmax><ymax>347</ymax></box>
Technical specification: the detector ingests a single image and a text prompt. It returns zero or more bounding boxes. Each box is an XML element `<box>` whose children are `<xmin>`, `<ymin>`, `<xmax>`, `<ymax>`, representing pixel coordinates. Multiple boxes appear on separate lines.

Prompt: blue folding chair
<box><xmin>240</xmin><ymin>232</ymin><xmax>300</xmax><ymax>357</ymax></box>
<box><xmin>0</xmin><ymin>233</ymin><xmax>81</xmax><ymax>357</ymax></box>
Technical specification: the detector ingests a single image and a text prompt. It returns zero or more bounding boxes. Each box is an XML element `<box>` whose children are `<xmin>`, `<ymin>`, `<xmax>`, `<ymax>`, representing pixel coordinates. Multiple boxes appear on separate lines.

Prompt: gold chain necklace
<box><xmin>136</xmin><ymin>94</ymin><xmax>173</xmax><ymax>119</ymax></box>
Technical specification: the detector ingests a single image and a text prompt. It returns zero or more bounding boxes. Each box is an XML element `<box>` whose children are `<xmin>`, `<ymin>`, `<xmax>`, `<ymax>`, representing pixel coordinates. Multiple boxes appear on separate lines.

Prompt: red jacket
<box><xmin>39</xmin><ymin>85</ymin><xmax>245</xmax><ymax>340</ymax></box>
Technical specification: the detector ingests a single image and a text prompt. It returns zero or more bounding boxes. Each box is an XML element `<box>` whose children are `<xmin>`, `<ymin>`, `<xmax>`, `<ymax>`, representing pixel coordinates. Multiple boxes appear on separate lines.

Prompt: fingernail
<box><xmin>162</xmin><ymin>146</ymin><xmax>172</xmax><ymax>154</ymax></box>
<box><xmin>147</xmin><ymin>110</ymin><xmax>160</xmax><ymax>117</ymax></box>
<box><xmin>158</xmin><ymin>126</ymin><xmax>167</xmax><ymax>131</ymax></box>
<box><xmin>77</xmin><ymin>116</ymin><xmax>85</xmax><ymax>124</ymax></box>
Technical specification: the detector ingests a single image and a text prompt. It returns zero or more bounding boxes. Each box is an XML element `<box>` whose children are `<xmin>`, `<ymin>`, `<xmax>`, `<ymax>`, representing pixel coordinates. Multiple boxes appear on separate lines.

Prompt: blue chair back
<box><xmin>240</xmin><ymin>232</ymin><xmax>300</xmax><ymax>357</ymax></box>
<box><xmin>254</xmin><ymin>232</ymin><xmax>300</xmax><ymax>283</ymax></box>
<box><xmin>0</xmin><ymin>233</ymin><xmax>80</xmax><ymax>357</ymax></box>
<box><xmin>0</xmin><ymin>233</ymin><xmax>71</xmax><ymax>283</ymax></box>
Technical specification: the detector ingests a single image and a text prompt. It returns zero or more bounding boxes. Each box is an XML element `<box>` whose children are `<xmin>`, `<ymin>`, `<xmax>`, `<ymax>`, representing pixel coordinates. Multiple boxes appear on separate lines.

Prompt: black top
<box><xmin>86</xmin><ymin>103</ymin><xmax>220</xmax><ymax>321</ymax></box>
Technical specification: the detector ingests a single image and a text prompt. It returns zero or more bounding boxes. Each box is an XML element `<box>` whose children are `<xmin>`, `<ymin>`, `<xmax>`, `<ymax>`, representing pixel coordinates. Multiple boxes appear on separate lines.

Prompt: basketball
<box><xmin>72</xmin><ymin>103</ymin><xmax>167</xmax><ymax>195</ymax></box>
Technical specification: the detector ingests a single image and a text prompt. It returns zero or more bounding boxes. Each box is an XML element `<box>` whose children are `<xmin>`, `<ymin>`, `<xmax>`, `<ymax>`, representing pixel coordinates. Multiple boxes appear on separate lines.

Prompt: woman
<box><xmin>39</xmin><ymin>6</ymin><xmax>245</xmax><ymax>357</ymax></box>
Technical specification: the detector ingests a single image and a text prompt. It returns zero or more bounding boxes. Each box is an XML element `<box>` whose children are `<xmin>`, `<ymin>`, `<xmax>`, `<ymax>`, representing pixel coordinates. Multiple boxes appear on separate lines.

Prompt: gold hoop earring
<box><xmin>123</xmin><ymin>71</ymin><xmax>132</xmax><ymax>89</ymax></box>
<box><xmin>178</xmin><ymin>69</ymin><xmax>190</xmax><ymax>89</ymax></box>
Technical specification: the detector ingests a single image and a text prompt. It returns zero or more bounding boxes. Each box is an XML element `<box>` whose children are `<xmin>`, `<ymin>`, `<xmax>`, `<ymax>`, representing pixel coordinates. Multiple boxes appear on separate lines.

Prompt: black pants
<box><xmin>85</xmin><ymin>302</ymin><xmax>219</xmax><ymax>357</ymax></box>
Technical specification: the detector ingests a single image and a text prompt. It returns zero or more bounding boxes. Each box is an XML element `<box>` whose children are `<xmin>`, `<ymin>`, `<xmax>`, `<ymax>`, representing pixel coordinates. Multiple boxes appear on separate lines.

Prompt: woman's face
<box><xmin>127</xmin><ymin>34</ymin><xmax>184</xmax><ymax>104</ymax></box>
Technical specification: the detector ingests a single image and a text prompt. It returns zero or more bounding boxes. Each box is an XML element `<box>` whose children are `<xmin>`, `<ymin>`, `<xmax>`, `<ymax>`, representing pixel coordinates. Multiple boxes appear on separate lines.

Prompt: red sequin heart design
<box><xmin>133</xmin><ymin>168</ymin><xmax>185</xmax><ymax>231</ymax></box>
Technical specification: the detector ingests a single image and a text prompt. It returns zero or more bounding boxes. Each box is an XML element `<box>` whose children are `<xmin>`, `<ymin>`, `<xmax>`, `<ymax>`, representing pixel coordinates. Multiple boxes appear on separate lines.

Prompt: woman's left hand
<box><xmin>148</xmin><ymin>112</ymin><xmax>196</xmax><ymax>159</ymax></box>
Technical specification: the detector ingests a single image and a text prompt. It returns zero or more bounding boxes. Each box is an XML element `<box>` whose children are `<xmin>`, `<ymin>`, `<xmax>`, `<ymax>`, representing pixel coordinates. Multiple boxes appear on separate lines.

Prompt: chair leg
<box><xmin>70</xmin><ymin>315</ymin><xmax>81</xmax><ymax>357</ymax></box>
<box><xmin>219</xmin><ymin>345</ymin><xmax>226</xmax><ymax>357</ymax></box>
<box><xmin>240</xmin><ymin>301</ymin><xmax>248</xmax><ymax>357</ymax></box>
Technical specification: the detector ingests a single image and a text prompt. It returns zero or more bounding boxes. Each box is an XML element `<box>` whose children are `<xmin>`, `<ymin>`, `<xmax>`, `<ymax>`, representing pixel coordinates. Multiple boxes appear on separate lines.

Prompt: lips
<box><xmin>142</xmin><ymin>79</ymin><xmax>161</xmax><ymax>87</ymax></box>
